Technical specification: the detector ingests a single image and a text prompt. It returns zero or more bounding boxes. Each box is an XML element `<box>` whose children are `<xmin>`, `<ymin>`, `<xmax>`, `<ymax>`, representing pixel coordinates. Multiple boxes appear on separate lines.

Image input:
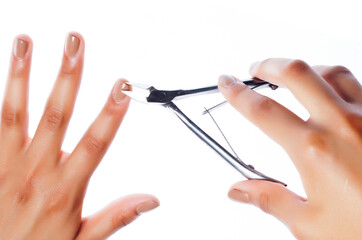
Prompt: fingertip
<box><xmin>228</xmin><ymin>180</ymin><xmax>255</xmax><ymax>204</ymax></box>
<box><xmin>228</xmin><ymin>180</ymin><xmax>276</xmax><ymax>204</ymax></box>
<box><xmin>63</xmin><ymin>31</ymin><xmax>85</xmax><ymax>61</ymax></box>
<box><xmin>145</xmin><ymin>194</ymin><xmax>160</xmax><ymax>205</ymax></box>
<box><xmin>120</xmin><ymin>193</ymin><xmax>160</xmax><ymax>208</ymax></box>
<box><xmin>66</xmin><ymin>31</ymin><xmax>85</xmax><ymax>48</ymax></box>
<box><xmin>229</xmin><ymin>180</ymin><xmax>251</xmax><ymax>193</ymax></box>
<box><xmin>249</xmin><ymin>61</ymin><xmax>260</xmax><ymax>76</ymax></box>
<box><xmin>112</xmin><ymin>78</ymin><xmax>132</xmax><ymax>104</ymax></box>
<box><xmin>13</xmin><ymin>34</ymin><xmax>33</xmax><ymax>60</ymax></box>
<box><xmin>228</xmin><ymin>188</ymin><xmax>250</xmax><ymax>203</ymax></box>
<box><xmin>67</xmin><ymin>31</ymin><xmax>84</xmax><ymax>42</ymax></box>
<box><xmin>14</xmin><ymin>34</ymin><xmax>33</xmax><ymax>45</ymax></box>
<box><xmin>118</xmin><ymin>193</ymin><xmax>160</xmax><ymax>215</ymax></box>
<box><xmin>132</xmin><ymin>193</ymin><xmax>159</xmax><ymax>201</ymax></box>
<box><xmin>59</xmin><ymin>32</ymin><xmax>85</xmax><ymax>77</ymax></box>
<box><xmin>218</xmin><ymin>76</ymin><xmax>251</xmax><ymax>108</ymax></box>
<box><xmin>218</xmin><ymin>74</ymin><xmax>237</xmax><ymax>89</ymax></box>
<box><xmin>136</xmin><ymin>199</ymin><xmax>160</xmax><ymax>214</ymax></box>
<box><xmin>230</xmin><ymin>180</ymin><xmax>287</xmax><ymax>194</ymax></box>
<box><xmin>76</xmin><ymin>194</ymin><xmax>160</xmax><ymax>240</ymax></box>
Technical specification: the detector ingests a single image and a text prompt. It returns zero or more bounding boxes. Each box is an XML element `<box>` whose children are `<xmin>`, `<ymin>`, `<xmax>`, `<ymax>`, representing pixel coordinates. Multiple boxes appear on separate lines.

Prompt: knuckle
<box><xmin>1</xmin><ymin>105</ymin><xmax>25</xmax><ymax>127</ymax></box>
<box><xmin>341</xmin><ymin>111</ymin><xmax>362</xmax><ymax>142</ymax></box>
<box><xmin>257</xmin><ymin>192</ymin><xmax>270</xmax><ymax>214</ymax></box>
<box><xmin>283</xmin><ymin>59</ymin><xmax>310</xmax><ymax>77</ymax></box>
<box><xmin>248</xmin><ymin>96</ymin><xmax>274</xmax><ymax>119</ymax></box>
<box><xmin>43</xmin><ymin>105</ymin><xmax>66</xmax><ymax>131</ymax></box>
<box><xmin>84</xmin><ymin>134</ymin><xmax>107</xmax><ymax>155</ymax></box>
<box><xmin>302</xmin><ymin>130</ymin><xmax>330</xmax><ymax>158</ymax></box>
<box><xmin>14</xmin><ymin>191</ymin><xmax>31</xmax><ymax>205</ymax></box>
<box><xmin>328</xmin><ymin>65</ymin><xmax>351</xmax><ymax>76</ymax></box>
<box><xmin>42</xmin><ymin>184</ymin><xmax>72</xmax><ymax>214</ymax></box>
<box><xmin>321</xmin><ymin>65</ymin><xmax>351</xmax><ymax>81</ymax></box>
<box><xmin>14</xmin><ymin>175</ymin><xmax>38</xmax><ymax>205</ymax></box>
<box><xmin>112</xmin><ymin>210</ymin><xmax>133</xmax><ymax>228</ymax></box>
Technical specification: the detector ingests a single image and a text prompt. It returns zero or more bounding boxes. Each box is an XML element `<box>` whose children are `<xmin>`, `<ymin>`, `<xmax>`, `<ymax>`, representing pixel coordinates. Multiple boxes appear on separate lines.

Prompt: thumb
<box><xmin>228</xmin><ymin>180</ymin><xmax>307</xmax><ymax>227</ymax></box>
<box><xmin>76</xmin><ymin>194</ymin><xmax>159</xmax><ymax>240</ymax></box>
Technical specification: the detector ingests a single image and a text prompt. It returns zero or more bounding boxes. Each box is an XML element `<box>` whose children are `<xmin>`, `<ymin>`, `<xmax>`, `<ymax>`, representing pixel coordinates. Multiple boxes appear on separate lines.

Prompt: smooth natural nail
<box><xmin>65</xmin><ymin>34</ymin><xmax>80</xmax><ymax>58</ymax></box>
<box><xmin>218</xmin><ymin>75</ymin><xmax>236</xmax><ymax>88</ymax></box>
<box><xmin>136</xmin><ymin>200</ymin><xmax>159</xmax><ymax>214</ymax></box>
<box><xmin>228</xmin><ymin>189</ymin><xmax>250</xmax><ymax>203</ymax></box>
<box><xmin>14</xmin><ymin>38</ymin><xmax>29</xmax><ymax>59</ymax></box>
<box><xmin>112</xmin><ymin>79</ymin><xmax>129</xmax><ymax>104</ymax></box>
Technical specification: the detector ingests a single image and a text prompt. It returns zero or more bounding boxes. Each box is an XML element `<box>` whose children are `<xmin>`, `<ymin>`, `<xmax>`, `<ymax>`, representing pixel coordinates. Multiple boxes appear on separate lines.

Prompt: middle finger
<box><xmin>28</xmin><ymin>33</ymin><xmax>84</xmax><ymax>166</ymax></box>
<box><xmin>312</xmin><ymin>65</ymin><xmax>362</xmax><ymax>103</ymax></box>
<box><xmin>250</xmin><ymin>58</ymin><xmax>343</xmax><ymax>120</ymax></box>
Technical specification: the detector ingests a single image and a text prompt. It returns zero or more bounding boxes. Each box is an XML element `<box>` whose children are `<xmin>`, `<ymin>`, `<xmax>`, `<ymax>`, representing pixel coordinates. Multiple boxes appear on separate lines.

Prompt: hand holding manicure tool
<box><xmin>122</xmin><ymin>78</ymin><xmax>286</xmax><ymax>186</ymax></box>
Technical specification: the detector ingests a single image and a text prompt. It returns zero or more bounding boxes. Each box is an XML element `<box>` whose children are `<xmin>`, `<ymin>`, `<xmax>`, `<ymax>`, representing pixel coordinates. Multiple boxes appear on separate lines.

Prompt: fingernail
<box><xmin>14</xmin><ymin>38</ymin><xmax>29</xmax><ymax>59</ymax></box>
<box><xmin>249</xmin><ymin>61</ymin><xmax>260</xmax><ymax>76</ymax></box>
<box><xmin>112</xmin><ymin>79</ymin><xmax>129</xmax><ymax>104</ymax></box>
<box><xmin>228</xmin><ymin>189</ymin><xmax>250</xmax><ymax>203</ymax></box>
<box><xmin>65</xmin><ymin>34</ymin><xmax>80</xmax><ymax>58</ymax></box>
<box><xmin>136</xmin><ymin>200</ymin><xmax>159</xmax><ymax>214</ymax></box>
<box><xmin>218</xmin><ymin>75</ymin><xmax>236</xmax><ymax>88</ymax></box>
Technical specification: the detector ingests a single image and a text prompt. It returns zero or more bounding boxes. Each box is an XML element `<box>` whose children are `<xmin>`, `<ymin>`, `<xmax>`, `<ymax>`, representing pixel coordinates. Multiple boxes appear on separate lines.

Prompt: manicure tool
<box><xmin>122</xmin><ymin>78</ymin><xmax>286</xmax><ymax>186</ymax></box>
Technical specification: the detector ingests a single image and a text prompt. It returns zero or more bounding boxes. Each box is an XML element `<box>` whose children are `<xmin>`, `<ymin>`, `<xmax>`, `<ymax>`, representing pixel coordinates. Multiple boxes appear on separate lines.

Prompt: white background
<box><xmin>0</xmin><ymin>1</ymin><xmax>361</xmax><ymax>239</ymax></box>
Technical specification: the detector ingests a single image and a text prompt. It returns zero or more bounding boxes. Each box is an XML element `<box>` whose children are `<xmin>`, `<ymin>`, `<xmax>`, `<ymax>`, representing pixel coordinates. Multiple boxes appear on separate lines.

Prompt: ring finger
<box><xmin>313</xmin><ymin>65</ymin><xmax>362</xmax><ymax>103</ymax></box>
<box><xmin>250</xmin><ymin>58</ymin><xmax>343</xmax><ymax>120</ymax></box>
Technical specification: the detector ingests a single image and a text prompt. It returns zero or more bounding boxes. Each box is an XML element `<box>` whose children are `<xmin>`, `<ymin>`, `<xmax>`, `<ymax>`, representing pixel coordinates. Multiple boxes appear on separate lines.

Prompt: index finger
<box><xmin>65</xmin><ymin>79</ymin><xmax>130</xmax><ymax>183</ymax></box>
<box><xmin>249</xmin><ymin>58</ymin><xmax>343</xmax><ymax>120</ymax></box>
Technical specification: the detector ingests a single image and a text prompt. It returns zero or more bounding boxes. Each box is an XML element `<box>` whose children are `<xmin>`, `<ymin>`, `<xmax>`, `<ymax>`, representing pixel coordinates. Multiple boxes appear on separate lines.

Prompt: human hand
<box><xmin>218</xmin><ymin>58</ymin><xmax>362</xmax><ymax>239</ymax></box>
<box><xmin>0</xmin><ymin>33</ymin><xmax>159</xmax><ymax>240</ymax></box>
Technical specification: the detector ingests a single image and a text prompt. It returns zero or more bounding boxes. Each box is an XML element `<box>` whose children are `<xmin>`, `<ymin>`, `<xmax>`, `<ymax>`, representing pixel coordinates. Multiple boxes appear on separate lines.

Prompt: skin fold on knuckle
<box><xmin>340</xmin><ymin>110</ymin><xmax>362</xmax><ymax>143</ymax></box>
<box><xmin>43</xmin><ymin>105</ymin><xmax>67</xmax><ymax>131</ymax></box>
<box><xmin>257</xmin><ymin>192</ymin><xmax>270</xmax><ymax>215</ymax></box>
<box><xmin>302</xmin><ymin>130</ymin><xmax>326</xmax><ymax>153</ymax></box>
<box><xmin>1</xmin><ymin>104</ymin><xmax>25</xmax><ymax>128</ymax></box>
<box><xmin>322</xmin><ymin>65</ymin><xmax>352</xmax><ymax>79</ymax></box>
<box><xmin>282</xmin><ymin>59</ymin><xmax>311</xmax><ymax>80</ymax></box>
<box><xmin>111</xmin><ymin>209</ymin><xmax>136</xmax><ymax>229</ymax></box>
<box><xmin>83</xmin><ymin>133</ymin><xmax>107</xmax><ymax>156</ymax></box>
<box><xmin>13</xmin><ymin>174</ymin><xmax>39</xmax><ymax>205</ymax></box>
